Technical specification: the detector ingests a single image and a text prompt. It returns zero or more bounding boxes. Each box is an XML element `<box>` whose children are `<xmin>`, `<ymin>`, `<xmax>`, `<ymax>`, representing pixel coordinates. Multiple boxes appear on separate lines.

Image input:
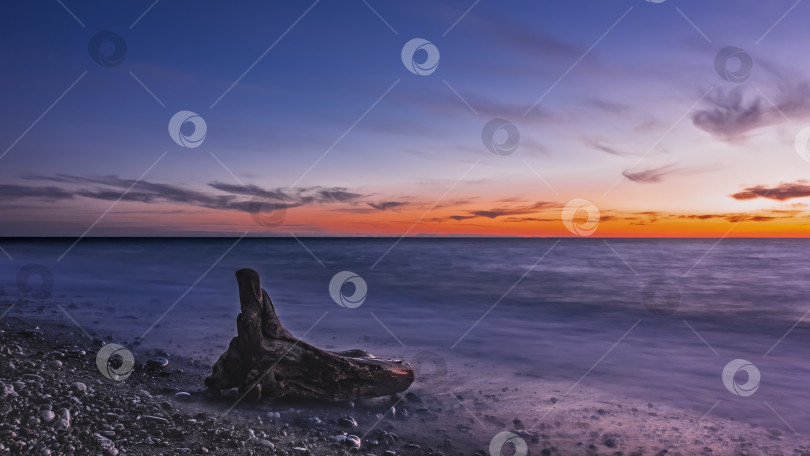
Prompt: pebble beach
<box><xmin>2</xmin><ymin>313</ymin><xmax>810</xmax><ymax>456</ymax></box>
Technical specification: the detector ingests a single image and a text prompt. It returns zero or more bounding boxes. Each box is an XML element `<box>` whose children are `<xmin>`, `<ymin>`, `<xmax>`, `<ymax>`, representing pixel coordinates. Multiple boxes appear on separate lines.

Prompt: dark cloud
<box><xmin>13</xmin><ymin>175</ymin><xmax>365</xmax><ymax>214</ymax></box>
<box><xmin>725</xmin><ymin>215</ymin><xmax>776</xmax><ymax>223</ymax></box>
<box><xmin>367</xmin><ymin>201</ymin><xmax>407</xmax><ymax>211</ymax></box>
<box><xmin>436</xmin><ymin>198</ymin><xmax>479</xmax><ymax>208</ymax></box>
<box><xmin>27</xmin><ymin>174</ymin><xmax>231</xmax><ymax>207</ymax></box>
<box><xmin>675</xmin><ymin>210</ymin><xmax>799</xmax><ymax>222</ymax></box>
<box><xmin>208</xmin><ymin>182</ymin><xmax>364</xmax><ymax>204</ymax></box>
<box><xmin>633</xmin><ymin>211</ymin><xmax>661</xmax><ymax>223</ymax></box>
<box><xmin>471</xmin><ymin>202</ymin><xmax>550</xmax><ymax>219</ymax></box>
<box><xmin>61</xmin><ymin>177</ymin><xmax>246</xmax><ymax>211</ymax></box>
<box><xmin>0</xmin><ymin>184</ymin><xmax>73</xmax><ymax>201</ymax></box>
<box><xmin>678</xmin><ymin>214</ymin><xmax>720</xmax><ymax>220</ymax></box>
<box><xmin>692</xmin><ymin>86</ymin><xmax>810</xmax><ymax>140</ymax></box>
<box><xmin>433</xmin><ymin>204</ymin><xmax>805</xmax><ymax>226</ymax></box>
<box><xmin>75</xmin><ymin>190</ymin><xmax>159</xmax><ymax>203</ymax></box>
<box><xmin>207</xmin><ymin>182</ymin><xmax>290</xmax><ymax>200</ymax></box>
<box><xmin>730</xmin><ymin>182</ymin><xmax>810</xmax><ymax>201</ymax></box>
<box><xmin>471</xmin><ymin>210</ymin><xmax>509</xmax><ymax>219</ymax></box>
<box><xmin>444</xmin><ymin>202</ymin><xmax>551</xmax><ymax>221</ymax></box>
<box><xmin>622</xmin><ymin>164</ymin><xmax>680</xmax><ymax>183</ymax></box>
<box><xmin>623</xmin><ymin>163</ymin><xmax>721</xmax><ymax>184</ymax></box>
<box><xmin>317</xmin><ymin>189</ymin><xmax>364</xmax><ymax>203</ymax></box>
<box><xmin>503</xmin><ymin>216</ymin><xmax>557</xmax><ymax>223</ymax></box>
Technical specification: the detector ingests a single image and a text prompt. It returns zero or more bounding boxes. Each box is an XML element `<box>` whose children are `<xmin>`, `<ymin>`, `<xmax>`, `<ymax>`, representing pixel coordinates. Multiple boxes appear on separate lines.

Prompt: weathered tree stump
<box><xmin>204</xmin><ymin>268</ymin><xmax>414</xmax><ymax>401</ymax></box>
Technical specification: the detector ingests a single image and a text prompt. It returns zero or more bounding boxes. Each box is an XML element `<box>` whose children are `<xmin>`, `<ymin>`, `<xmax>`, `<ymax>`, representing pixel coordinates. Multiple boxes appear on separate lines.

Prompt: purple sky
<box><xmin>2</xmin><ymin>0</ymin><xmax>810</xmax><ymax>236</ymax></box>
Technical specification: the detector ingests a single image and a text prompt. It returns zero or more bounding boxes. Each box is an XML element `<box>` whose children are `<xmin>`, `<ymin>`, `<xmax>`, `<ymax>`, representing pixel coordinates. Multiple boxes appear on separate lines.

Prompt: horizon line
<box><xmin>1</xmin><ymin>235</ymin><xmax>809</xmax><ymax>240</ymax></box>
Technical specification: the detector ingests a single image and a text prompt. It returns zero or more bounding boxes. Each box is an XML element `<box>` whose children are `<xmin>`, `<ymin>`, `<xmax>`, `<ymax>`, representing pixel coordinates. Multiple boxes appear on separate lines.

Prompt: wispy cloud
<box><xmin>584</xmin><ymin>137</ymin><xmax>632</xmax><ymax>156</ymax></box>
<box><xmin>206</xmin><ymin>182</ymin><xmax>291</xmax><ymax>200</ymax></box>
<box><xmin>622</xmin><ymin>164</ymin><xmax>680</xmax><ymax>183</ymax></box>
<box><xmin>725</xmin><ymin>215</ymin><xmax>777</xmax><ymax>222</ymax></box>
<box><xmin>368</xmin><ymin>201</ymin><xmax>408</xmax><ymax>211</ymax></box>
<box><xmin>27</xmin><ymin>175</ymin><xmax>255</xmax><ymax>211</ymax></box>
<box><xmin>692</xmin><ymin>85</ymin><xmax>810</xmax><ymax>140</ymax></box>
<box><xmin>622</xmin><ymin>163</ymin><xmax>722</xmax><ymax>184</ymax></box>
<box><xmin>503</xmin><ymin>216</ymin><xmax>558</xmax><ymax>223</ymax></box>
<box><xmin>441</xmin><ymin>201</ymin><xmax>553</xmax><ymax>222</ymax></box>
<box><xmin>17</xmin><ymin>175</ymin><xmax>367</xmax><ymax>213</ymax></box>
<box><xmin>587</xmin><ymin>98</ymin><xmax>631</xmax><ymax>114</ymax></box>
<box><xmin>0</xmin><ymin>184</ymin><xmax>74</xmax><ymax>201</ymax></box>
<box><xmin>9</xmin><ymin>174</ymin><xmax>808</xmax><ymax>235</ymax></box>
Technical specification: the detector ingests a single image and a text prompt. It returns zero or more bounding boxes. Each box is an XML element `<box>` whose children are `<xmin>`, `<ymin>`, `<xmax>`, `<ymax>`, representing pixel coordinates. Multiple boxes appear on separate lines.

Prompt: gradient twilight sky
<box><xmin>2</xmin><ymin>0</ymin><xmax>810</xmax><ymax>237</ymax></box>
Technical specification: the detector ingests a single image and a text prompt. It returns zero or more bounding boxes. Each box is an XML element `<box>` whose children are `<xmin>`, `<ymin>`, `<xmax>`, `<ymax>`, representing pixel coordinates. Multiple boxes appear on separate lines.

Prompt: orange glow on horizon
<box><xmin>108</xmin><ymin>202</ymin><xmax>810</xmax><ymax>238</ymax></box>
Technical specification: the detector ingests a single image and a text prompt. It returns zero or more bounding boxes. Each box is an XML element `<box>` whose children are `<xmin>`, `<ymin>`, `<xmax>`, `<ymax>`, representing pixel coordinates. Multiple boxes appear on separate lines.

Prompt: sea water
<box><xmin>1</xmin><ymin>237</ymin><xmax>808</xmax><ymax>436</ymax></box>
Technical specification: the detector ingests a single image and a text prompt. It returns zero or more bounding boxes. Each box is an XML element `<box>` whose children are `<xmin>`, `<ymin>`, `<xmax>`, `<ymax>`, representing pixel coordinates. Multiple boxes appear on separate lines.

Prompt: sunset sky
<box><xmin>2</xmin><ymin>0</ymin><xmax>810</xmax><ymax>237</ymax></box>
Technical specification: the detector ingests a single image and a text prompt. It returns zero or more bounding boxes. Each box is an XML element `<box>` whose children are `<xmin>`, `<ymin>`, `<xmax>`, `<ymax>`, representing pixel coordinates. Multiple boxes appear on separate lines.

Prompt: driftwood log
<box><xmin>204</xmin><ymin>268</ymin><xmax>414</xmax><ymax>401</ymax></box>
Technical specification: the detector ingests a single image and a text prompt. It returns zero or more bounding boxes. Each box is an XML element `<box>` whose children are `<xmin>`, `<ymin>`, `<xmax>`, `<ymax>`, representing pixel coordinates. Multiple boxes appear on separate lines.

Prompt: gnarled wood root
<box><xmin>204</xmin><ymin>268</ymin><xmax>414</xmax><ymax>401</ymax></box>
